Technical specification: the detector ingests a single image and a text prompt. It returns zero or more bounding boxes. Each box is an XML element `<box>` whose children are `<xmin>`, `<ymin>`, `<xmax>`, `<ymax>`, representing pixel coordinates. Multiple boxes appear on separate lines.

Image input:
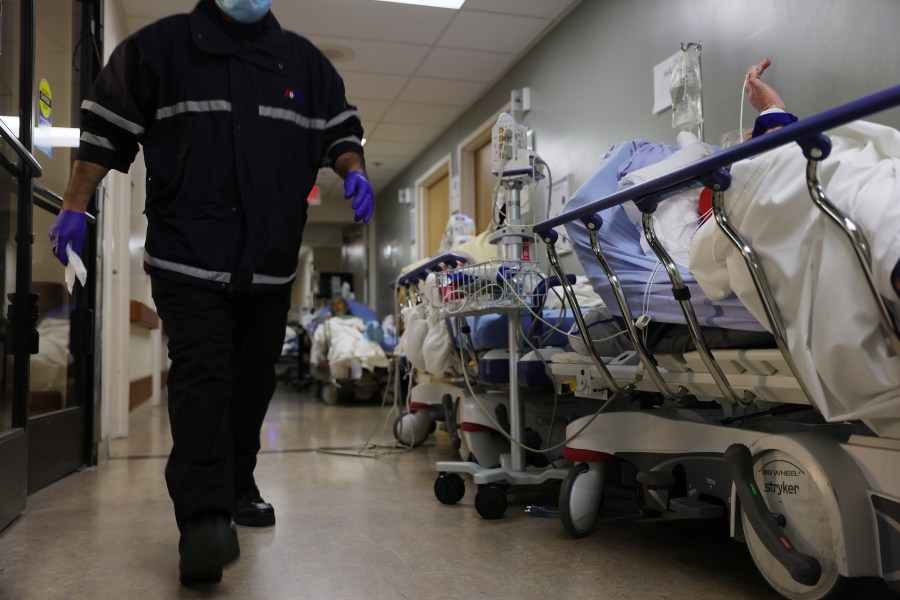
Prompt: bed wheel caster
<box><xmin>434</xmin><ymin>473</ymin><xmax>466</xmax><ymax>505</ymax></box>
<box><xmin>394</xmin><ymin>412</ymin><xmax>430</xmax><ymax>448</ymax></box>
<box><xmin>475</xmin><ymin>484</ymin><xmax>507</xmax><ymax>519</ymax></box>
<box><xmin>560</xmin><ymin>462</ymin><xmax>603</xmax><ymax>538</ymax></box>
<box><xmin>321</xmin><ymin>383</ymin><xmax>339</xmax><ymax>405</ymax></box>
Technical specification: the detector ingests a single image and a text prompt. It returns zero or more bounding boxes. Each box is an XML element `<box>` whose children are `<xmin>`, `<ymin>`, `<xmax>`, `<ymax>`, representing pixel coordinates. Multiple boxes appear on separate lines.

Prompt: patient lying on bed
<box><xmin>570</xmin><ymin>58</ymin><xmax>900</xmax><ymax>437</ymax></box>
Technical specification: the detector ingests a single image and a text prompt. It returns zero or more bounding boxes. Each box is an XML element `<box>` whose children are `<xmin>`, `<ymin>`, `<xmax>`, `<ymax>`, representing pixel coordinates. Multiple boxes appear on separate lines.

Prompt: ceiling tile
<box><xmin>120</xmin><ymin>0</ymin><xmax>188</xmax><ymax>18</ymax></box>
<box><xmin>353</xmin><ymin>99</ymin><xmax>392</xmax><ymax>124</ymax></box>
<box><xmin>438</xmin><ymin>11</ymin><xmax>550</xmax><ymax>54</ymax></box>
<box><xmin>307</xmin><ymin>36</ymin><xmax>430</xmax><ymax>76</ymax></box>
<box><xmin>417</xmin><ymin>47</ymin><xmax>516</xmax><ymax>83</ymax></box>
<box><xmin>461</xmin><ymin>0</ymin><xmax>580</xmax><ymax>19</ymax></box>
<box><xmin>369</xmin><ymin>123</ymin><xmax>443</xmax><ymax>143</ymax></box>
<box><xmin>361</xmin><ymin>155</ymin><xmax>410</xmax><ymax>171</ymax></box>
<box><xmin>398</xmin><ymin>77</ymin><xmax>484</xmax><ymax>106</ymax></box>
<box><xmin>382</xmin><ymin>102</ymin><xmax>462</xmax><ymax>127</ymax></box>
<box><xmin>342</xmin><ymin>73</ymin><xmax>410</xmax><ymax>102</ymax></box>
<box><xmin>275</xmin><ymin>0</ymin><xmax>456</xmax><ymax>45</ymax></box>
<box><xmin>360</xmin><ymin>139</ymin><xmax>427</xmax><ymax>159</ymax></box>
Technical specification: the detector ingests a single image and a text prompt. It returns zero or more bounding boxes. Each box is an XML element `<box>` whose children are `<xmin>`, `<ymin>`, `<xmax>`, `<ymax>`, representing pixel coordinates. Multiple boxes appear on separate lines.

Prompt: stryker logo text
<box><xmin>764</xmin><ymin>481</ymin><xmax>801</xmax><ymax>496</ymax></box>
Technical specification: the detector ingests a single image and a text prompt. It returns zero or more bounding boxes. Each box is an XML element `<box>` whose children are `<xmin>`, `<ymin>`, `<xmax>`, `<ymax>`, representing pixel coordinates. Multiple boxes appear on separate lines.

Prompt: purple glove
<box><xmin>49</xmin><ymin>209</ymin><xmax>87</xmax><ymax>266</ymax></box>
<box><xmin>343</xmin><ymin>171</ymin><xmax>375</xmax><ymax>223</ymax></box>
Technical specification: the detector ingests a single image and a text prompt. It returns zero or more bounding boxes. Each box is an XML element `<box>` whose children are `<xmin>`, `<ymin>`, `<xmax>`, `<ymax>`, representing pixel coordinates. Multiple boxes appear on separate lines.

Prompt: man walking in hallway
<box><xmin>48</xmin><ymin>0</ymin><xmax>374</xmax><ymax>584</ymax></box>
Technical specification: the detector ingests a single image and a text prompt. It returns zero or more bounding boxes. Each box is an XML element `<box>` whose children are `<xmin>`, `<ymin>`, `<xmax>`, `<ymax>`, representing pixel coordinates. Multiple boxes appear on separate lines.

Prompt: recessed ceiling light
<box><xmin>374</xmin><ymin>0</ymin><xmax>466</xmax><ymax>9</ymax></box>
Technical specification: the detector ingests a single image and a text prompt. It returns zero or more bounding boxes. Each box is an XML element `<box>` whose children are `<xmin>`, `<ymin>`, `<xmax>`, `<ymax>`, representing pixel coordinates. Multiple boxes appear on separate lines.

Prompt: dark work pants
<box><xmin>151</xmin><ymin>276</ymin><xmax>290</xmax><ymax>529</ymax></box>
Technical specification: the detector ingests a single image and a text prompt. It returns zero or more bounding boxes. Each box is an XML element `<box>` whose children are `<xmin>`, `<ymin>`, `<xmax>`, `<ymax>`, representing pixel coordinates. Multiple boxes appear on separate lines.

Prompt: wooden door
<box><xmin>427</xmin><ymin>173</ymin><xmax>450</xmax><ymax>257</ymax></box>
<box><xmin>474</xmin><ymin>141</ymin><xmax>495</xmax><ymax>233</ymax></box>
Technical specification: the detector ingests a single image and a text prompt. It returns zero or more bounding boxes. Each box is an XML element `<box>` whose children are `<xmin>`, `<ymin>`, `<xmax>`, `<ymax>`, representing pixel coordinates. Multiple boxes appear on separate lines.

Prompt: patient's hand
<box><xmin>745</xmin><ymin>57</ymin><xmax>787</xmax><ymax>113</ymax></box>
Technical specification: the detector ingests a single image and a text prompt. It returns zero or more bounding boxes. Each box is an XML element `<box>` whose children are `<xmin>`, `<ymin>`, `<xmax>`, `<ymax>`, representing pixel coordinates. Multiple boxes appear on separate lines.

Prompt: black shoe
<box><xmin>233</xmin><ymin>492</ymin><xmax>276</xmax><ymax>527</ymax></box>
<box><xmin>179</xmin><ymin>514</ymin><xmax>241</xmax><ymax>585</ymax></box>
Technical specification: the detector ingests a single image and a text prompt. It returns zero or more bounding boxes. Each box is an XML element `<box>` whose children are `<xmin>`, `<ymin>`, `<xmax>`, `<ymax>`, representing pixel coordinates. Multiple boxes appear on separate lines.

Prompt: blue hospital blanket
<box><xmin>562</xmin><ymin>141</ymin><xmax>765</xmax><ymax>331</ymax></box>
<box><xmin>467</xmin><ymin>309</ymin><xmax>577</xmax><ymax>350</ymax></box>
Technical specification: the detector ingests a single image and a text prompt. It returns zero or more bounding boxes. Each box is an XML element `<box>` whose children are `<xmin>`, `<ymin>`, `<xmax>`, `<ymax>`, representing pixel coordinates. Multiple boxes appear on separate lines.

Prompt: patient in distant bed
<box><xmin>312</xmin><ymin>297</ymin><xmax>389</xmax><ymax>379</ymax></box>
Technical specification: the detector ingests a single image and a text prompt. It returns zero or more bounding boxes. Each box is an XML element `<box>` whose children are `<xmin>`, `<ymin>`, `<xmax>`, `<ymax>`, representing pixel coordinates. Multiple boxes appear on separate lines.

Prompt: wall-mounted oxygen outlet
<box><xmin>510</xmin><ymin>87</ymin><xmax>531</xmax><ymax>113</ymax></box>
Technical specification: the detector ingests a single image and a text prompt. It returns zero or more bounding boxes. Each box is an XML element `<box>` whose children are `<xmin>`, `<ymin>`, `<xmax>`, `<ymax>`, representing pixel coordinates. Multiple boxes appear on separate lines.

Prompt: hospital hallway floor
<box><xmin>1</xmin><ymin>384</ymin><xmax>898</xmax><ymax>600</ymax></box>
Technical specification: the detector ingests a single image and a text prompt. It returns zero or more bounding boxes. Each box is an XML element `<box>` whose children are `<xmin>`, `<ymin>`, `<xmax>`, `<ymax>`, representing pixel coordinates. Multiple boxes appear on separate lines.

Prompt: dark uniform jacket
<box><xmin>77</xmin><ymin>0</ymin><xmax>365</xmax><ymax>291</ymax></box>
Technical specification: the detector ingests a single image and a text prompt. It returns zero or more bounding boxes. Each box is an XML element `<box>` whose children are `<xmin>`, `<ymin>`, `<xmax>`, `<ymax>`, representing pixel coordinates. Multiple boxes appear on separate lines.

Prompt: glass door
<box><xmin>25</xmin><ymin>0</ymin><xmax>97</xmax><ymax>494</ymax></box>
<box><xmin>0</xmin><ymin>154</ymin><xmax>26</xmax><ymax>530</ymax></box>
<box><xmin>0</xmin><ymin>0</ymin><xmax>101</xmax><ymax>530</ymax></box>
<box><xmin>0</xmin><ymin>0</ymin><xmax>34</xmax><ymax>529</ymax></box>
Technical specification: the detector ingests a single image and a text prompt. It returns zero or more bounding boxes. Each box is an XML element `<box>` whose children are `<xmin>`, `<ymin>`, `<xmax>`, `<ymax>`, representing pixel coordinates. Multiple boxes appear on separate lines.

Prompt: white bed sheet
<box><xmin>690</xmin><ymin>120</ymin><xmax>900</xmax><ymax>438</ymax></box>
<box><xmin>313</xmin><ymin>316</ymin><xmax>390</xmax><ymax>378</ymax></box>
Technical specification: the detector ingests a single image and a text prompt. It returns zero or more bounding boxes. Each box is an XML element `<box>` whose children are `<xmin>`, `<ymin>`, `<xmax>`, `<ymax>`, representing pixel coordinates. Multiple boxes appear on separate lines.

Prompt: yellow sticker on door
<box><xmin>37</xmin><ymin>79</ymin><xmax>53</xmax><ymax>157</ymax></box>
<box><xmin>39</xmin><ymin>79</ymin><xmax>52</xmax><ymax>120</ymax></box>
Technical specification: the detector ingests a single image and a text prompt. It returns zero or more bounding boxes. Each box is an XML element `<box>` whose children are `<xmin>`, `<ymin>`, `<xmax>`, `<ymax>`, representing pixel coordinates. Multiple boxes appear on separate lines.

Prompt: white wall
<box><xmin>126</xmin><ymin>146</ymin><xmax>163</xmax><ymax>414</ymax></box>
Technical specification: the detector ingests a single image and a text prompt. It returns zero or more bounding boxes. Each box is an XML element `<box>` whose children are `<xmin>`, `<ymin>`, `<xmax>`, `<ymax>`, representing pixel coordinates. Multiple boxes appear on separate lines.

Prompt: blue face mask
<box><xmin>215</xmin><ymin>0</ymin><xmax>272</xmax><ymax>24</ymax></box>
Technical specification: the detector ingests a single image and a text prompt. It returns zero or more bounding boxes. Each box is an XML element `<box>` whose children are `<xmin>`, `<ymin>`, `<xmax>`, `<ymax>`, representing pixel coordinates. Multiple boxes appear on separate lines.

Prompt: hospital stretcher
<box><xmin>309</xmin><ymin>299</ymin><xmax>391</xmax><ymax>405</ymax></box>
<box><xmin>529</xmin><ymin>84</ymin><xmax>900</xmax><ymax>600</ymax></box>
<box><xmin>390</xmin><ymin>253</ymin><xmax>468</xmax><ymax>449</ymax></box>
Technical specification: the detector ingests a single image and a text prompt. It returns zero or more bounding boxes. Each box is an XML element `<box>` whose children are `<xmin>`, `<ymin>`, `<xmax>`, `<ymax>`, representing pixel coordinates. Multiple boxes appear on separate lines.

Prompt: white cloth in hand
<box><xmin>65</xmin><ymin>242</ymin><xmax>87</xmax><ymax>293</ymax></box>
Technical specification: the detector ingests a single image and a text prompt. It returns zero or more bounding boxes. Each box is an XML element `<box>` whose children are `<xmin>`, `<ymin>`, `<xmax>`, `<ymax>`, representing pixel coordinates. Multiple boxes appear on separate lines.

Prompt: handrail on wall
<box><xmin>32</xmin><ymin>183</ymin><xmax>97</xmax><ymax>224</ymax></box>
<box><xmin>0</xmin><ymin>118</ymin><xmax>43</xmax><ymax>176</ymax></box>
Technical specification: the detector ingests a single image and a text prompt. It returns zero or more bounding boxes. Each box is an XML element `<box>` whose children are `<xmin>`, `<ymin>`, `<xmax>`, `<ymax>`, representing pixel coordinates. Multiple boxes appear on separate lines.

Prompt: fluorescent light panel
<box><xmin>0</xmin><ymin>116</ymin><xmax>80</xmax><ymax>148</ymax></box>
<box><xmin>374</xmin><ymin>0</ymin><xmax>465</xmax><ymax>9</ymax></box>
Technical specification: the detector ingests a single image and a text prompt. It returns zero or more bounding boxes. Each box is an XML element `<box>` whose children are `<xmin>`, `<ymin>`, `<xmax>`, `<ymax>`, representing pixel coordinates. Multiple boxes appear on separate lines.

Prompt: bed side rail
<box><xmin>391</xmin><ymin>253</ymin><xmax>469</xmax><ymax>290</ymax></box>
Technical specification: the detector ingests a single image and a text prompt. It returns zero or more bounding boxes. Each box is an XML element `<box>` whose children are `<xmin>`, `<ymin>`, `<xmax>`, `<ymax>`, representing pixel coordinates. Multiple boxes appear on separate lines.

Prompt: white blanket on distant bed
<box><xmin>395</xmin><ymin>273</ymin><xmax>457</xmax><ymax>377</ymax></box>
<box><xmin>313</xmin><ymin>316</ymin><xmax>389</xmax><ymax>379</ymax></box>
<box><xmin>690</xmin><ymin>120</ymin><xmax>900</xmax><ymax>438</ymax></box>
